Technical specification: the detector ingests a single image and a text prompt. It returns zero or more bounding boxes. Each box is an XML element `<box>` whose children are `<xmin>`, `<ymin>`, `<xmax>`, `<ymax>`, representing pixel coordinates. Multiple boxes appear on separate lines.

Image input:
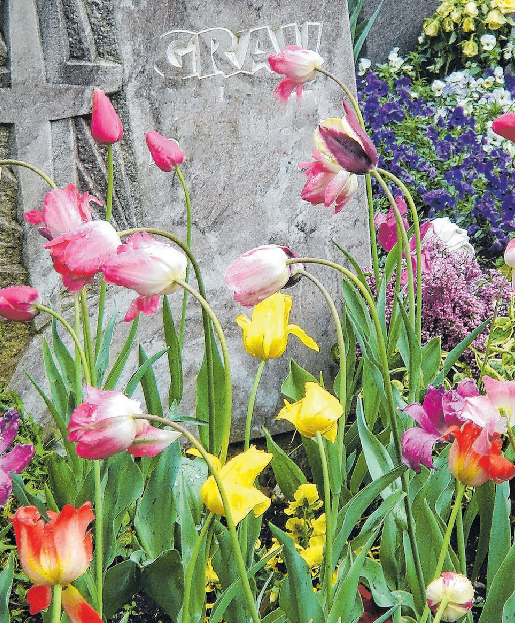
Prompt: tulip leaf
<box><xmin>281</xmin><ymin>358</ymin><xmax>317</xmax><ymax>401</ymax></box>
<box><xmin>141</xmin><ymin>549</ymin><xmax>184</xmax><ymax>621</ymax></box>
<box><xmin>0</xmin><ymin>553</ymin><xmax>13</xmax><ymax>623</ymax></box>
<box><xmin>479</xmin><ymin>535</ymin><xmax>515</xmax><ymax>623</ymax></box>
<box><xmin>125</xmin><ymin>348</ymin><xmax>169</xmax><ymax>398</ymax></box>
<box><xmin>487</xmin><ymin>481</ymin><xmax>512</xmax><ymax>592</ymax></box>
<box><xmin>395</xmin><ymin>294</ymin><xmax>421</xmax><ymax>400</ymax></box>
<box><xmin>42</xmin><ymin>336</ymin><xmax>71</xmax><ymax>422</ymax></box>
<box><xmin>471</xmin><ymin>481</ymin><xmax>495</xmax><ymax>582</ymax></box>
<box><xmin>420</xmin><ymin>336</ymin><xmax>442</xmax><ymax>386</ymax></box>
<box><xmin>51</xmin><ymin>317</ymin><xmax>77</xmax><ymax>393</ymax></box>
<box><xmin>134</xmin><ymin>443</ymin><xmax>180</xmax><ymax>559</ymax></box>
<box><xmin>103</xmin><ymin>560</ymin><xmax>141</xmax><ymax>619</ymax></box>
<box><xmin>138</xmin><ymin>345</ymin><xmax>163</xmax><ymax>417</ymax></box>
<box><xmin>503</xmin><ymin>590</ymin><xmax>515</xmax><ymax>623</ymax></box>
<box><xmin>270</xmin><ymin>524</ymin><xmax>325</xmax><ymax>623</ymax></box>
<box><xmin>162</xmin><ymin>296</ymin><xmax>183</xmax><ymax>406</ymax></box>
<box><xmin>332</xmin><ymin>240</ymin><xmax>374</xmax><ymax>298</ymax></box>
<box><xmin>11</xmin><ymin>473</ymin><xmax>48</xmax><ymax>518</ymax></box>
<box><xmin>94</xmin><ymin>306</ymin><xmax>118</xmax><ymax>386</ymax></box>
<box><xmin>103</xmin><ymin>314</ymin><xmax>140</xmax><ymax>390</ymax></box>
<box><xmin>262</xmin><ymin>425</ymin><xmax>307</xmax><ymax>500</ymax></box>
<box><xmin>45</xmin><ymin>452</ymin><xmax>78</xmax><ymax>508</ymax></box>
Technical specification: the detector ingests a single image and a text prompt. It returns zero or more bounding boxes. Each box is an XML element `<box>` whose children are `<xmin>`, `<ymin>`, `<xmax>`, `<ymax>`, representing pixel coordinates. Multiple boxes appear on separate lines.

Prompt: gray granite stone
<box><xmin>361</xmin><ymin>0</ymin><xmax>441</xmax><ymax>63</ymax></box>
<box><xmin>3</xmin><ymin>0</ymin><xmax>370</xmax><ymax>440</ymax></box>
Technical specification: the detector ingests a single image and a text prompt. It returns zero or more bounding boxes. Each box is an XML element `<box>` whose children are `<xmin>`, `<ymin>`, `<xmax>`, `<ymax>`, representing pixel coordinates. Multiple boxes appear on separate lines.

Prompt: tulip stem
<box><xmin>74</xmin><ymin>295</ymin><xmax>83</xmax><ymax>404</ymax></box>
<box><xmin>506</xmin><ymin>424</ymin><xmax>515</xmax><ymax>459</ymax></box>
<box><xmin>80</xmin><ymin>290</ymin><xmax>96</xmax><ymax>388</ymax></box>
<box><xmin>52</xmin><ymin>584</ymin><xmax>62</xmax><ymax>623</ymax></box>
<box><xmin>139</xmin><ymin>414</ymin><xmax>262</xmax><ymax>623</ymax></box>
<box><xmin>432</xmin><ymin>597</ymin><xmax>450</xmax><ymax>623</ymax></box>
<box><xmin>366</xmin><ymin>173</ymin><xmax>381</xmax><ymax>290</ymax></box>
<box><xmin>478</xmin><ymin>282</ymin><xmax>507</xmax><ymax>387</ymax></box>
<box><xmin>117</xmin><ymin>227</ymin><xmax>217</xmax><ymax>456</ymax></box>
<box><xmin>245</xmin><ymin>359</ymin><xmax>266</xmax><ymax>451</ymax></box>
<box><xmin>35</xmin><ymin>304</ymin><xmax>91</xmax><ymax>386</ymax></box>
<box><xmin>175</xmin><ymin>165</ymin><xmax>192</xmax><ymax>349</ymax></box>
<box><xmin>0</xmin><ymin>159</ymin><xmax>57</xmax><ymax>189</ymax></box>
<box><xmin>316</xmin><ymin>431</ymin><xmax>334</xmax><ymax>610</ymax></box>
<box><xmin>94</xmin><ymin>460</ymin><xmax>103</xmax><ymax>617</ymax></box>
<box><xmin>315</xmin><ymin>68</ymin><xmax>363</xmax><ymax>126</ymax></box>
<box><xmin>105</xmin><ymin>145</ymin><xmax>114</xmax><ymax>223</ymax></box>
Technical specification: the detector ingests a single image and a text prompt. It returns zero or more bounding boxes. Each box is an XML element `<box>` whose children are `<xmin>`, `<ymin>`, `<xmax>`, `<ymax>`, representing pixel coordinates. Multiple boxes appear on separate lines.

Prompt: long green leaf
<box><xmin>103</xmin><ymin>560</ymin><xmax>141</xmax><ymax>619</ymax></box>
<box><xmin>0</xmin><ymin>553</ymin><xmax>14</xmax><ymax>623</ymax></box>
<box><xmin>354</xmin><ymin>0</ymin><xmax>385</xmax><ymax>60</ymax></box>
<box><xmin>163</xmin><ymin>296</ymin><xmax>183</xmax><ymax>406</ymax></box>
<box><xmin>51</xmin><ymin>317</ymin><xmax>76</xmax><ymax>392</ymax></box>
<box><xmin>125</xmin><ymin>348</ymin><xmax>168</xmax><ymax>397</ymax></box>
<box><xmin>262</xmin><ymin>426</ymin><xmax>307</xmax><ymax>500</ymax></box>
<box><xmin>138</xmin><ymin>345</ymin><xmax>163</xmax><ymax>417</ymax></box>
<box><xmin>141</xmin><ymin>550</ymin><xmax>184</xmax><ymax>620</ymax></box>
<box><xmin>95</xmin><ymin>307</ymin><xmax>118</xmax><ymax>386</ymax></box>
<box><xmin>479</xmin><ymin>536</ymin><xmax>515</xmax><ymax>623</ymax></box>
<box><xmin>42</xmin><ymin>336</ymin><xmax>70</xmax><ymax>421</ymax></box>
<box><xmin>332</xmin><ymin>240</ymin><xmax>374</xmax><ymax>298</ymax></box>
<box><xmin>487</xmin><ymin>481</ymin><xmax>511</xmax><ymax>593</ymax></box>
<box><xmin>103</xmin><ymin>315</ymin><xmax>140</xmax><ymax>390</ymax></box>
<box><xmin>471</xmin><ymin>481</ymin><xmax>495</xmax><ymax>581</ymax></box>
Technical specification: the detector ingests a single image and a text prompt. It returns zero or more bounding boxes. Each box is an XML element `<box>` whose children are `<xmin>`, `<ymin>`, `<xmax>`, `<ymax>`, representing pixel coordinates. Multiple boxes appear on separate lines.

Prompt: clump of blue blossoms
<box><xmin>357</xmin><ymin>51</ymin><xmax>515</xmax><ymax>261</ymax></box>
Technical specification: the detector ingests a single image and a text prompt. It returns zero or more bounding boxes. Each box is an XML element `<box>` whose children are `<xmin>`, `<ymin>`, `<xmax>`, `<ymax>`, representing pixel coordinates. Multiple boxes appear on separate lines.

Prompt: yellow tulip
<box><xmin>200</xmin><ymin>446</ymin><xmax>272</xmax><ymax>525</ymax></box>
<box><xmin>462</xmin><ymin>16</ymin><xmax>475</xmax><ymax>31</ymax></box>
<box><xmin>493</xmin><ymin>0</ymin><xmax>515</xmax><ymax>13</ymax></box>
<box><xmin>276</xmin><ymin>382</ymin><xmax>343</xmax><ymax>443</ymax></box>
<box><xmin>236</xmin><ymin>292</ymin><xmax>319</xmax><ymax>360</ymax></box>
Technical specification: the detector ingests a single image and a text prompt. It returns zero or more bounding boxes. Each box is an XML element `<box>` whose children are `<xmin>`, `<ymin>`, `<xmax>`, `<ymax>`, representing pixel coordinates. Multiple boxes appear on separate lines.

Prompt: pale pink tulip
<box><xmin>268</xmin><ymin>45</ymin><xmax>324</xmax><ymax>102</ymax></box>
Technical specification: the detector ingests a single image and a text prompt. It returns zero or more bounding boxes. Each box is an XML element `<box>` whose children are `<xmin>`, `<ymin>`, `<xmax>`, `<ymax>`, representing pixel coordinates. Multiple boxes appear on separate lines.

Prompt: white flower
<box><xmin>358</xmin><ymin>58</ymin><xmax>372</xmax><ymax>75</ymax></box>
<box><xmin>430</xmin><ymin>217</ymin><xmax>475</xmax><ymax>255</ymax></box>
<box><xmin>431</xmin><ymin>79</ymin><xmax>446</xmax><ymax>96</ymax></box>
<box><xmin>481</xmin><ymin>34</ymin><xmax>497</xmax><ymax>51</ymax></box>
<box><xmin>503</xmin><ymin>42</ymin><xmax>514</xmax><ymax>59</ymax></box>
<box><xmin>387</xmin><ymin>47</ymin><xmax>404</xmax><ymax>70</ymax></box>
<box><xmin>494</xmin><ymin>66</ymin><xmax>505</xmax><ymax>82</ymax></box>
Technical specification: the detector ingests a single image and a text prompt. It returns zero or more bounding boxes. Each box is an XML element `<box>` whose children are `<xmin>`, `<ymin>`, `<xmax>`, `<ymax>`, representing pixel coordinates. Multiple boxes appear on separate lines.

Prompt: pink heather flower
<box><xmin>0</xmin><ymin>286</ymin><xmax>41</xmax><ymax>322</ymax></box>
<box><xmin>68</xmin><ymin>386</ymin><xmax>180</xmax><ymax>460</ymax></box>
<box><xmin>268</xmin><ymin>45</ymin><xmax>324</xmax><ymax>102</ymax></box>
<box><xmin>44</xmin><ymin>221</ymin><xmax>121</xmax><ymax>292</ymax></box>
<box><xmin>0</xmin><ymin>410</ymin><xmax>35</xmax><ymax>507</ymax></box>
<box><xmin>492</xmin><ymin>111</ymin><xmax>515</xmax><ymax>143</ymax></box>
<box><xmin>426</xmin><ymin>573</ymin><xmax>474</xmax><ymax>622</ymax></box>
<box><xmin>224</xmin><ymin>245</ymin><xmax>304</xmax><ymax>308</ymax></box>
<box><xmin>101</xmin><ymin>232</ymin><xmax>188</xmax><ymax>322</ymax></box>
<box><xmin>315</xmin><ymin>100</ymin><xmax>378</xmax><ymax>175</ymax></box>
<box><xmin>299</xmin><ymin>150</ymin><xmax>358</xmax><ymax>214</ymax></box>
<box><xmin>146</xmin><ymin>131</ymin><xmax>184</xmax><ymax>171</ymax></box>
<box><xmin>91</xmin><ymin>89</ymin><xmax>123</xmax><ymax>145</ymax></box>
<box><xmin>24</xmin><ymin>184</ymin><xmax>102</xmax><ymax>241</ymax></box>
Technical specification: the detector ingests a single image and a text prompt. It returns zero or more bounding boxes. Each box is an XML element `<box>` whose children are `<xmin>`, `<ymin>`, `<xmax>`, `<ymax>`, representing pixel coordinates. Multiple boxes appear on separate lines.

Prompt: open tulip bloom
<box><xmin>268</xmin><ymin>45</ymin><xmax>324</xmax><ymax>102</ymax></box>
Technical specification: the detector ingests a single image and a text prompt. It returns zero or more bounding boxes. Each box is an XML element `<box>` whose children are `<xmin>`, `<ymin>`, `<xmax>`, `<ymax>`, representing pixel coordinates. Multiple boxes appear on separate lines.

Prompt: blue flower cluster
<box><xmin>357</xmin><ymin>69</ymin><xmax>515</xmax><ymax>259</ymax></box>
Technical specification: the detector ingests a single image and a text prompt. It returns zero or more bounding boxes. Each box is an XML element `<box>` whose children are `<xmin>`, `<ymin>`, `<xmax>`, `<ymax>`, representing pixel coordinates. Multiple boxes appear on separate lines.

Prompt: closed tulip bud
<box><xmin>492</xmin><ymin>111</ymin><xmax>515</xmax><ymax>143</ymax></box>
<box><xmin>91</xmin><ymin>89</ymin><xmax>123</xmax><ymax>144</ymax></box>
<box><xmin>268</xmin><ymin>45</ymin><xmax>324</xmax><ymax>102</ymax></box>
<box><xmin>0</xmin><ymin>286</ymin><xmax>41</xmax><ymax>322</ymax></box>
<box><xmin>146</xmin><ymin>131</ymin><xmax>184</xmax><ymax>171</ymax></box>
<box><xmin>426</xmin><ymin>573</ymin><xmax>474</xmax><ymax>622</ymax></box>
<box><xmin>443</xmin><ymin>17</ymin><xmax>455</xmax><ymax>31</ymax></box>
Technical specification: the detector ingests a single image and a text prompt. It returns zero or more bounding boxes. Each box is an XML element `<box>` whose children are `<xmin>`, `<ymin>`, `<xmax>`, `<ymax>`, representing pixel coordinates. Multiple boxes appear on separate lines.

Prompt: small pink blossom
<box><xmin>45</xmin><ymin>221</ymin><xmax>121</xmax><ymax>292</ymax></box>
<box><xmin>91</xmin><ymin>89</ymin><xmax>123</xmax><ymax>145</ymax></box>
<box><xmin>68</xmin><ymin>386</ymin><xmax>180</xmax><ymax>460</ymax></box>
<box><xmin>0</xmin><ymin>286</ymin><xmax>41</xmax><ymax>322</ymax></box>
<box><xmin>224</xmin><ymin>245</ymin><xmax>304</xmax><ymax>307</ymax></box>
<box><xmin>24</xmin><ymin>184</ymin><xmax>101</xmax><ymax>241</ymax></box>
<box><xmin>146</xmin><ymin>131</ymin><xmax>184</xmax><ymax>171</ymax></box>
<box><xmin>268</xmin><ymin>45</ymin><xmax>324</xmax><ymax>102</ymax></box>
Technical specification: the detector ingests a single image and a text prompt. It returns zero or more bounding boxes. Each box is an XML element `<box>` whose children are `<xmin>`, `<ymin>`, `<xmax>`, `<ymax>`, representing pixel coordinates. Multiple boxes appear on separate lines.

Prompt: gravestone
<box><xmin>3</xmin><ymin>0</ymin><xmax>370</xmax><ymax>439</ymax></box>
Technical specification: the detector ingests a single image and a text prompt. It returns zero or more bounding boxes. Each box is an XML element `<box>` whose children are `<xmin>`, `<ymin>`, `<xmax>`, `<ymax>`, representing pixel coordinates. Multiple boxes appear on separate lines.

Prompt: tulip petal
<box><xmin>401</xmin><ymin>428</ymin><xmax>441</xmax><ymax>472</ymax></box>
<box><xmin>62</xmin><ymin>584</ymin><xmax>103</xmax><ymax>623</ymax></box>
<box><xmin>124</xmin><ymin>295</ymin><xmax>161</xmax><ymax>322</ymax></box>
<box><xmin>0</xmin><ymin>470</ymin><xmax>13</xmax><ymax>507</ymax></box>
<box><xmin>287</xmin><ymin>324</ymin><xmax>319</xmax><ymax>352</ymax></box>
<box><xmin>0</xmin><ymin>443</ymin><xmax>35</xmax><ymax>473</ymax></box>
<box><xmin>0</xmin><ymin>409</ymin><xmax>19</xmax><ymax>454</ymax></box>
<box><xmin>128</xmin><ymin>422</ymin><xmax>181</xmax><ymax>457</ymax></box>
<box><xmin>27</xmin><ymin>585</ymin><xmax>52</xmax><ymax>615</ymax></box>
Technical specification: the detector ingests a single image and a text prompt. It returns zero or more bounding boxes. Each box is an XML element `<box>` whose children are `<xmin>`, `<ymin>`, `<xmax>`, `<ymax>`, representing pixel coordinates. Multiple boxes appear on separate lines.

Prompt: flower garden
<box><xmin>3</xmin><ymin>2</ymin><xmax>515</xmax><ymax>622</ymax></box>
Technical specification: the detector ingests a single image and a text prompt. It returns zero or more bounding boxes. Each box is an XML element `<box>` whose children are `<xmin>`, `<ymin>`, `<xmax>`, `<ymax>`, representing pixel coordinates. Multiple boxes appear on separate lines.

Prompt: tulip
<box><xmin>44</xmin><ymin>220</ymin><xmax>121</xmax><ymax>292</ymax></box>
<box><xmin>276</xmin><ymin>382</ymin><xmax>343</xmax><ymax>443</ymax></box>
<box><xmin>495</xmin><ymin>0</ymin><xmax>515</xmax><ymax>13</ymax></box>
<box><xmin>225</xmin><ymin>244</ymin><xmax>304</xmax><ymax>308</ymax></box>
<box><xmin>374</xmin><ymin>196</ymin><xmax>410</xmax><ymax>252</ymax></box>
<box><xmin>91</xmin><ymin>89</ymin><xmax>123</xmax><ymax>144</ymax></box>
<box><xmin>0</xmin><ymin>286</ymin><xmax>41</xmax><ymax>322</ymax></box>
<box><xmin>68</xmin><ymin>386</ymin><xmax>180</xmax><ymax>459</ymax></box>
<box><xmin>430</xmin><ymin>217</ymin><xmax>474</xmax><ymax>255</ymax></box>
<box><xmin>101</xmin><ymin>232</ymin><xmax>188</xmax><ymax>321</ymax></box>
<box><xmin>426</xmin><ymin>573</ymin><xmax>474</xmax><ymax>622</ymax></box>
<box><xmin>268</xmin><ymin>45</ymin><xmax>324</xmax><ymax>103</ymax></box>
<box><xmin>10</xmin><ymin>502</ymin><xmax>102</xmax><ymax>621</ymax></box>
<box><xmin>200</xmin><ymin>446</ymin><xmax>273</xmax><ymax>525</ymax></box>
<box><xmin>315</xmin><ymin>100</ymin><xmax>378</xmax><ymax>175</ymax></box>
<box><xmin>299</xmin><ymin>150</ymin><xmax>358</xmax><ymax>214</ymax></box>
<box><xmin>423</xmin><ymin>18</ymin><xmax>440</xmax><ymax>37</ymax></box>
<box><xmin>483</xmin><ymin>375</ymin><xmax>515</xmax><ymax>425</ymax></box>
<box><xmin>493</xmin><ymin>111</ymin><xmax>515</xmax><ymax>143</ymax></box>
<box><xmin>146</xmin><ymin>131</ymin><xmax>184</xmax><ymax>171</ymax></box>
<box><xmin>0</xmin><ymin>410</ymin><xmax>34</xmax><ymax>507</ymax></box>
<box><xmin>236</xmin><ymin>292</ymin><xmax>318</xmax><ymax>359</ymax></box>
<box><xmin>24</xmin><ymin>184</ymin><xmax>101</xmax><ymax>240</ymax></box>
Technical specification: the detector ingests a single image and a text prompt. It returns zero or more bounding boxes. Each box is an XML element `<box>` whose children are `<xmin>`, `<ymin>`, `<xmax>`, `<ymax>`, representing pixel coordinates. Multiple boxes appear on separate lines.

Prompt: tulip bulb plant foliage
<box><xmin>2</xmin><ymin>49</ymin><xmax>515</xmax><ymax>623</ymax></box>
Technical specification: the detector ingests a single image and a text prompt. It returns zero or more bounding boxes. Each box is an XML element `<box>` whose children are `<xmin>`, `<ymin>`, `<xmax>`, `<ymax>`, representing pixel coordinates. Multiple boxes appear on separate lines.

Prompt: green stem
<box><xmin>105</xmin><ymin>145</ymin><xmax>114</xmax><ymax>222</ymax></box>
<box><xmin>506</xmin><ymin>424</ymin><xmax>515</xmax><ymax>458</ymax></box>
<box><xmin>80</xmin><ymin>290</ymin><xmax>96</xmax><ymax>388</ymax></box>
<box><xmin>175</xmin><ymin>278</ymin><xmax>232</xmax><ymax>465</ymax></box>
<box><xmin>286</xmin><ymin>257</ymin><xmax>426</xmax><ymax>604</ymax></box>
<box><xmin>95</xmin><ymin>280</ymin><xmax>107</xmax><ymax>359</ymax></box>
<box><xmin>94</xmin><ymin>461</ymin><xmax>103</xmax><ymax>617</ymax></box>
<box><xmin>316</xmin><ymin>431</ymin><xmax>334</xmax><ymax>609</ymax></box>
<box><xmin>141</xmin><ymin>414</ymin><xmax>262</xmax><ymax>623</ymax></box>
<box><xmin>377</xmin><ymin>168</ymin><xmax>423</xmax><ymax>347</ymax></box>
<box><xmin>432</xmin><ymin>597</ymin><xmax>450</xmax><ymax>623</ymax></box>
<box><xmin>73</xmin><ymin>295</ymin><xmax>83</xmax><ymax>403</ymax></box>
<box><xmin>51</xmin><ymin>584</ymin><xmax>62</xmax><ymax>623</ymax></box>
<box><xmin>35</xmin><ymin>304</ymin><xmax>91</xmax><ymax>385</ymax></box>
<box><xmin>176</xmin><ymin>166</ymin><xmax>192</xmax><ymax>349</ymax></box>
<box><xmin>245</xmin><ymin>359</ymin><xmax>266</xmax><ymax>451</ymax></box>
<box><xmin>0</xmin><ymin>159</ymin><xmax>57</xmax><ymax>188</ymax></box>
<box><xmin>315</xmin><ymin>68</ymin><xmax>363</xmax><ymax>124</ymax></box>
<box><xmin>478</xmin><ymin>280</ymin><xmax>507</xmax><ymax>387</ymax></box>
<box><xmin>366</xmin><ymin>173</ymin><xmax>381</xmax><ymax>290</ymax></box>
<box><xmin>118</xmin><ymin>227</ymin><xmax>217</xmax><ymax>456</ymax></box>
<box><xmin>456</xmin><ymin>497</ymin><xmax>466</xmax><ymax>576</ymax></box>
<box><xmin>182</xmin><ymin>513</ymin><xmax>215</xmax><ymax>623</ymax></box>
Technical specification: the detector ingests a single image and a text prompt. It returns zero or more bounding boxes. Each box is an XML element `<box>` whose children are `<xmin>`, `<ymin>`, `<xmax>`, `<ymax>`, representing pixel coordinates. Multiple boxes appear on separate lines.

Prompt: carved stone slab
<box><xmin>7</xmin><ymin>0</ymin><xmax>370</xmax><ymax>439</ymax></box>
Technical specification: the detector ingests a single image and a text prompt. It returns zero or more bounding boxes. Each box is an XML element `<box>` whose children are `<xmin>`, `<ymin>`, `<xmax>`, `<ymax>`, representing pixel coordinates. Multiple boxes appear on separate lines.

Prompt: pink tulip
<box><xmin>146</xmin><ymin>131</ymin><xmax>184</xmax><ymax>171</ymax></box>
<box><xmin>505</xmin><ymin>238</ymin><xmax>515</xmax><ymax>267</ymax></box>
<box><xmin>24</xmin><ymin>184</ymin><xmax>101</xmax><ymax>241</ymax></box>
<box><xmin>483</xmin><ymin>375</ymin><xmax>515</xmax><ymax>426</ymax></box>
<box><xmin>492</xmin><ymin>111</ymin><xmax>515</xmax><ymax>143</ymax></box>
<box><xmin>45</xmin><ymin>221</ymin><xmax>121</xmax><ymax>292</ymax></box>
<box><xmin>374</xmin><ymin>196</ymin><xmax>410</xmax><ymax>251</ymax></box>
<box><xmin>0</xmin><ymin>286</ymin><xmax>41</xmax><ymax>322</ymax></box>
<box><xmin>299</xmin><ymin>150</ymin><xmax>358</xmax><ymax>214</ymax></box>
<box><xmin>91</xmin><ymin>89</ymin><xmax>123</xmax><ymax>144</ymax></box>
<box><xmin>268</xmin><ymin>45</ymin><xmax>324</xmax><ymax>102</ymax></box>
<box><xmin>101</xmin><ymin>232</ymin><xmax>188</xmax><ymax>321</ymax></box>
<box><xmin>315</xmin><ymin>100</ymin><xmax>378</xmax><ymax>175</ymax></box>
<box><xmin>68</xmin><ymin>386</ymin><xmax>180</xmax><ymax>460</ymax></box>
<box><xmin>224</xmin><ymin>245</ymin><xmax>304</xmax><ymax>307</ymax></box>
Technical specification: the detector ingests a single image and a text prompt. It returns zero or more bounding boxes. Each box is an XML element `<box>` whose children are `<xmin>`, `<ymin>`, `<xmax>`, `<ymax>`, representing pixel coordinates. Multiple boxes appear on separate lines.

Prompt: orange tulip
<box><xmin>10</xmin><ymin>502</ymin><xmax>101</xmax><ymax>622</ymax></box>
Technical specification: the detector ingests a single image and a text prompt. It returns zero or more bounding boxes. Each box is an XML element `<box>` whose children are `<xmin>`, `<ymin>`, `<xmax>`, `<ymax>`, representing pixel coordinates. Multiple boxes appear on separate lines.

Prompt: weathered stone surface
<box><xmin>4</xmin><ymin>0</ymin><xmax>370</xmax><ymax>440</ymax></box>
<box><xmin>361</xmin><ymin>0</ymin><xmax>440</xmax><ymax>63</ymax></box>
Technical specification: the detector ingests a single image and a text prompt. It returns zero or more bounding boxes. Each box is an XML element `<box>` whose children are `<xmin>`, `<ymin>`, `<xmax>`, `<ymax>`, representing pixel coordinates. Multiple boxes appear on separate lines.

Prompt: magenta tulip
<box><xmin>91</xmin><ymin>89</ymin><xmax>123</xmax><ymax>144</ymax></box>
<box><xmin>146</xmin><ymin>131</ymin><xmax>184</xmax><ymax>171</ymax></box>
